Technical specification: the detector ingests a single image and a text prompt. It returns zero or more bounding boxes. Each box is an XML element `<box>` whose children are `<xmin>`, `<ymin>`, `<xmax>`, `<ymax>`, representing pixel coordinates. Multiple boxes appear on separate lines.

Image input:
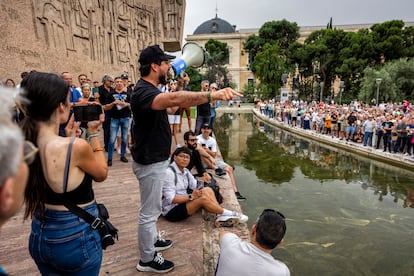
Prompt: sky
<box><xmin>183</xmin><ymin>0</ymin><xmax>414</xmax><ymax>40</ymax></box>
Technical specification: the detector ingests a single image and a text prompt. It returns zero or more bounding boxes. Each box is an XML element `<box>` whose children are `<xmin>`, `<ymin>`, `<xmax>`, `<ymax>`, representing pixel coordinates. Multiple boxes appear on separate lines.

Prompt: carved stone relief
<box><xmin>0</xmin><ymin>0</ymin><xmax>185</xmax><ymax>84</ymax></box>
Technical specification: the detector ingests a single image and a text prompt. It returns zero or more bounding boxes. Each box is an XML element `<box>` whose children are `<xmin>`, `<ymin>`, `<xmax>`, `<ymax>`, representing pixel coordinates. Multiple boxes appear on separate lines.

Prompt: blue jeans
<box><xmin>108</xmin><ymin>117</ymin><xmax>130</xmax><ymax>160</ymax></box>
<box><xmin>132</xmin><ymin>160</ymin><xmax>169</xmax><ymax>262</ymax></box>
<box><xmin>363</xmin><ymin>131</ymin><xmax>373</xmax><ymax>146</ymax></box>
<box><xmin>29</xmin><ymin>203</ymin><xmax>102</xmax><ymax>275</ymax></box>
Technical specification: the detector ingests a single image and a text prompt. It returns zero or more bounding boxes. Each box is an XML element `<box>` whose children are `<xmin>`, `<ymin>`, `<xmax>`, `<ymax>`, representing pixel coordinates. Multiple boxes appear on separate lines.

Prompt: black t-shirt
<box><xmin>347</xmin><ymin>115</ymin><xmax>357</xmax><ymax>126</ymax></box>
<box><xmin>97</xmin><ymin>85</ymin><xmax>114</xmax><ymax>105</ymax></box>
<box><xmin>107</xmin><ymin>91</ymin><xmax>131</xmax><ymax>118</ymax></box>
<box><xmin>98</xmin><ymin>85</ymin><xmax>115</xmax><ymax>119</ymax></box>
<box><xmin>130</xmin><ymin>79</ymin><xmax>171</xmax><ymax>164</ymax></box>
<box><xmin>197</xmin><ymin>101</ymin><xmax>210</xmax><ymax>117</ymax></box>
<box><xmin>186</xmin><ymin>148</ymin><xmax>206</xmax><ymax>177</ymax></box>
<box><xmin>382</xmin><ymin>121</ymin><xmax>394</xmax><ymax>134</ymax></box>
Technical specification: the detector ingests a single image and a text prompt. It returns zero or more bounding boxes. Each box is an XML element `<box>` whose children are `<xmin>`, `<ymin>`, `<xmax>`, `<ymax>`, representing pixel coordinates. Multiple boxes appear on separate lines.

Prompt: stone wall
<box><xmin>0</xmin><ymin>0</ymin><xmax>185</xmax><ymax>85</ymax></box>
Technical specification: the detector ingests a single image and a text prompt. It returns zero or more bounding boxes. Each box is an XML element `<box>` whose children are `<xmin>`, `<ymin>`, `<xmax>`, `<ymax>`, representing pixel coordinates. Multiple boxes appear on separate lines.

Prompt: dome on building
<box><xmin>193</xmin><ymin>15</ymin><xmax>236</xmax><ymax>35</ymax></box>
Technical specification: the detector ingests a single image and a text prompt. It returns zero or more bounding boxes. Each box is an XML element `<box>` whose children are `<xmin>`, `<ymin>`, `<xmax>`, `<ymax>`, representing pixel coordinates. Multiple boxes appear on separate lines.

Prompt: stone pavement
<box><xmin>0</xmin><ymin>118</ymin><xmax>249</xmax><ymax>276</ymax></box>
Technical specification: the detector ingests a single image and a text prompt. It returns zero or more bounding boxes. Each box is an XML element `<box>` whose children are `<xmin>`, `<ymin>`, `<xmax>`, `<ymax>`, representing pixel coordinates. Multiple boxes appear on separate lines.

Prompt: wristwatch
<box><xmin>188</xmin><ymin>194</ymin><xmax>193</xmax><ymax>201</ymax></box>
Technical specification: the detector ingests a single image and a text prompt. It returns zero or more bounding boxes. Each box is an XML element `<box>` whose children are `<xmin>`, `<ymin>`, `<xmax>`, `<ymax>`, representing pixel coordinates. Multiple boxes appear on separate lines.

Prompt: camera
<box><xmin>73</xmin><ymin>104</ymin><xmax>103</xmax><ymax>122</ymax></box>
<box><xmin>98</xmin><ymin>220</ymin><xmax>117</xmax><ymax>250</ymax></box>
<box><xmin>96</xmin><ymin>203</ymin><xmax>118</xmax><ymax>250</ymax></box>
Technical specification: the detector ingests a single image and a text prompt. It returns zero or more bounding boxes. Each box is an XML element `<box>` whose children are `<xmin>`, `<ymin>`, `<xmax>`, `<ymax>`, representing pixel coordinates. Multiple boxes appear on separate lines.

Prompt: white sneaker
<box><xmin>214</xmin><ymin>212</ymin><xmax>248</xmax><ymax>227</ymax></box>
<box><xmin>117</xmin><ymin>148</ymin><xmax>121</xmax><ymax>154</ymax></box>
<box><xmin>215</xmin><ymin>214</ymin><xmax>239</xmax><ymax>227</ymax></box>
<box><xmin>237</xmin><ymin>213</ymin><xmax>248</xmax><ymax>223</ymax></box>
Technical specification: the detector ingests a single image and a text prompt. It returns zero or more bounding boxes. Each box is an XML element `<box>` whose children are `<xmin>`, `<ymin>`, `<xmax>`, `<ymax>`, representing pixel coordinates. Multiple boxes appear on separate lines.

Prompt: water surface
<box><xmin>215</xmin><ymin>112</ymin><xmax>414</xmax><ymax>275</ymax></box>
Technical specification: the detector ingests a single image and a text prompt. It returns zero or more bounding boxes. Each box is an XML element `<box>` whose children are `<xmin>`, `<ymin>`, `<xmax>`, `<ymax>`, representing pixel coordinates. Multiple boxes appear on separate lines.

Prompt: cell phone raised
<box><xmin>73</xmin><ymin>104</ymin><xmax>103</xmax><ymax>122</ymax></box>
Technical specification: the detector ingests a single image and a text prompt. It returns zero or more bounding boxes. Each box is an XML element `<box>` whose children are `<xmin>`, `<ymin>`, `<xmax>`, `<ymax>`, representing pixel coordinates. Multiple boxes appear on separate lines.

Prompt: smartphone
<box><xmin>197</xmin><ymin>180</ymin><xmax>204</xmax><ymax>190</ymax></box>
<box><xmin>73</xmin><ymin>105</ymin><xmax>103</xmax><ymax>122</ymax></box>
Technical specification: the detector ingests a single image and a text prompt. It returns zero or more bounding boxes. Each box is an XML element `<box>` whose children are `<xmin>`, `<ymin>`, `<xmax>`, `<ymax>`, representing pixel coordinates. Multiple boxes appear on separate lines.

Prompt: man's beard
<box><xmin>158</xmin><ymin>72</ymin><xmax>168</xmax><ymax>85</ymax></box>
<box><xmin>187</xmin><ymin>143</ymin><xmax>197</xmax><ymax>150</ymax></box>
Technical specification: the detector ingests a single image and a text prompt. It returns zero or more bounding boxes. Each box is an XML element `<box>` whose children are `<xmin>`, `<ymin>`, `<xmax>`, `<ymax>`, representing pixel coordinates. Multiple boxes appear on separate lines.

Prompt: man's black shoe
<box><xmin>136</xmin><ymin>252</ymin><xmax>174</xmax><ymax>273</ymax></box>
<box><xmin>235</xmin><ymin>192</ymin><xmax>246</xmax><ymax>201</ymax></box>
<box><xmin>215</xmin><ymin>168</ymin><xmax>226</xmax><ymax>176</ymax></box>
<box><xmin>154</xmin><ymin>238</ymin><xmax>172</xmax><ymax>251</ymax></box>
<box><xmin>107</xmin><ymin>159</ymin><xmax>112</xmax><ymax>166</ymax></box>
<box><xmin>120</xmin><ymin>156</ymin><xmax>128</xmax><ymax>163</ymax></box>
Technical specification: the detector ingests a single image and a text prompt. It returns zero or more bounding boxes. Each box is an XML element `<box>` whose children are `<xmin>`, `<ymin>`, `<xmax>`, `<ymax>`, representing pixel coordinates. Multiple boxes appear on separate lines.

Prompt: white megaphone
<box><xmin>170</xmin><ymin>42</ymin><xmax>205</xmax><ymax>78</ymax></box>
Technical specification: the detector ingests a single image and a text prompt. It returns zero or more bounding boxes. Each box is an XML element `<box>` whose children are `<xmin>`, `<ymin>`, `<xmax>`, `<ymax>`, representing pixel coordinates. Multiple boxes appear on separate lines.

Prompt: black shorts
<box><xmin>164</xmin><ymin>203</ymin><xmax>190</xmax><ymax>222</ymax></box>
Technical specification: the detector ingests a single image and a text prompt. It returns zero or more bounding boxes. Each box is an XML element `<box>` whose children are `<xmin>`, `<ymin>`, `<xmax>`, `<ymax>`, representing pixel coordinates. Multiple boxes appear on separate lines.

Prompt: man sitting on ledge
<box><xmin>196</xmin><ymin>123</ymin><xmax>247</xmax><ymax>201</ymax></box>
<box><xmin>162</xmin><ymin>147</ymin><xmax>248</xmax><ymax>227</ymax></box>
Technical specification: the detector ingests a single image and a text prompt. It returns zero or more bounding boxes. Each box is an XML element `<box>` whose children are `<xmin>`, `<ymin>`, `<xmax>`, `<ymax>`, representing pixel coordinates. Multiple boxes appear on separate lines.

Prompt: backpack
<box><xmin>168</xmin><ymin>165</ymin><xmax>223</xmax><ymax>204</ymax></box>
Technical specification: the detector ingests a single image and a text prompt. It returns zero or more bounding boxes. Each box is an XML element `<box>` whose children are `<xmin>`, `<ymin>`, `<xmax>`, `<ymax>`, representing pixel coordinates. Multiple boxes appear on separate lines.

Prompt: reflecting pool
<box><xmin>215</xmin><ymin>112</ymin><xmax>414</xmax><ymax>275</ymax></box>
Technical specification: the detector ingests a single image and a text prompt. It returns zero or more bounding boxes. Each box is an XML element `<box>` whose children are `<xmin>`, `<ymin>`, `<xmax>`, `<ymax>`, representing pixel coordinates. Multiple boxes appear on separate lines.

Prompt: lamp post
<box><xmin>339</xmin><ymin>81</ymin><xmax>345</xmax><ymax>105</ymax></box>
<box><xmin>320</xmin><ymin>81</ymin><xmax>324</xmax><ymax>103</ymax></box>
<box><xmin>375</xmin><ymin>78</ymin><xmax>382</xmax><ymax>107</ymax></box>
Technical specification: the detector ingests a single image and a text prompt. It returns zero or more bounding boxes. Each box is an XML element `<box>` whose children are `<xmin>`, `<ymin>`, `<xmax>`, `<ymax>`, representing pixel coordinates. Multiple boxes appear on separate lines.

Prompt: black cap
<box><xmin>120</xmin><ymin>73</ymin><xmax>128</xmax><ymax>79</ymax></box>
<box><xmin>139</xmin><ymin>45</ymin><xmax>176</xmax><ymax>65</ymax></box>
<box><xmin>202</xmin><ymin>123</ymin><xmax>211</xmax><ymax>129</ymax></box>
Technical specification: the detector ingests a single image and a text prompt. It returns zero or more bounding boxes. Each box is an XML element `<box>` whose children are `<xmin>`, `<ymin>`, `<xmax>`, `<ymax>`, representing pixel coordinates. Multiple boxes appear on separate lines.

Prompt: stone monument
<box><xmin>0</xmin><ymin>0</ymin><xmax>185</xmax><ymax>84</ymax></box>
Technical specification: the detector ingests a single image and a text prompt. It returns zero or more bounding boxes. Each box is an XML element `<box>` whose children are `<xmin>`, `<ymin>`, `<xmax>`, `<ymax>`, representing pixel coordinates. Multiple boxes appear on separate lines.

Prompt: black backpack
<box><xmin>168</xmin><ymin>165</ymin><xmax>223</xmax><ymax>204</ymax></box>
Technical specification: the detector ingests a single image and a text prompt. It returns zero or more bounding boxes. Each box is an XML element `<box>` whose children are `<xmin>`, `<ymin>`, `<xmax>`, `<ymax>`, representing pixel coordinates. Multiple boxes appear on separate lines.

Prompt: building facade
<box><xmin>186</xmin><ymin>16</ymin><xmax>414</xmax><ymax>96</ymax></box>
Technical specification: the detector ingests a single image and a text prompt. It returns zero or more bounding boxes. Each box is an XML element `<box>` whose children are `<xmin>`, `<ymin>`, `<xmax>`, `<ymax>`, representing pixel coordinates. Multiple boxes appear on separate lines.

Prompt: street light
<box><xmin>339</xmin><ymin>81</ymin><xmax>345</xmax><ymax>105</ymax></box>
<box><xmin>375</xmin><ymin>78</ymin><xmax>382</xmax><ymax>107</ymax></box>
<box><xmin>320</xmin><ymin>81</ymin><xmax>324</xmax><ymax>103</ymax></box>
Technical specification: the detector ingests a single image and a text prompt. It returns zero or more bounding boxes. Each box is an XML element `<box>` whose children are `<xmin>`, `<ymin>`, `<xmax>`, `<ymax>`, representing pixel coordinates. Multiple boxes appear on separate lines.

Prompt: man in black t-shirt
<box><xmin>381</xmin><ymin>115</ymin><xmax>394</xmax><ymax>152</ymax></box>
<box><xmin>130</xmin><ymin>45</ymin><xmax>242</xmax><ymax>273</ymax></box>
<box><xmin>97</xmin><ymin>74</ymin><xmax>115</xmax><ymax>152</ymax></box>
<box><xmin>195</xmin><ymin>80</ymin><xmax>211</xmax><ymax>134</ymax></box>
<box><xmin>106</xmin><ymin>76</ymin><xmax>131</xmax><ymax>166</ymax></box>
<box><xmin>183</xmin><ymin>130</ymin><xmax>212</xmax><ymax>182</ymax></box>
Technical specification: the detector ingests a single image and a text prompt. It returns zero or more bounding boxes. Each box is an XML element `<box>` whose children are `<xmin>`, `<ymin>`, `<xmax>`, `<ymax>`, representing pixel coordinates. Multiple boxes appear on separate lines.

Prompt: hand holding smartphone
<box><xmin>73</xmin><ymin>104</ymin><xmax>103</xmax><ymax>122</ymax></box>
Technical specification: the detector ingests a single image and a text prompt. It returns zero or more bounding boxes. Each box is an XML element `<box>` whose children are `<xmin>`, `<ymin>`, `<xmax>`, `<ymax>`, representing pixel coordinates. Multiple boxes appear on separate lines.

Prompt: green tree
<box><xmin>359</xmin><ymin>58</ymin><xmax>414</xmax><ymax>102</ymax></box>
<box><xmin>203</xmin><ymin>39</ymin><xmax>230</xmax><ymax>87</ymax></box>
<box><xmin>371</xmin><ymin>20</ymin><xmax>406</xmax><ymax>63</ymax></box>
<box><xmin>184</xmin><ymin>67</ymin><xmax>202</xmax><ymax>91</ymax></box>
<box><xmin>242</xmin><ymin>82</ymin><xmax>255</xmax><ymax>102</ymax></box>
<box><xmin>244</xmin><ymin>20</ymin><xmax>300</xmax><ymax>73</ymax></box>
<box><xmin>252</xmin><ymin>43</ymin><xmax>287</xmax><ymax>99</ymax></box>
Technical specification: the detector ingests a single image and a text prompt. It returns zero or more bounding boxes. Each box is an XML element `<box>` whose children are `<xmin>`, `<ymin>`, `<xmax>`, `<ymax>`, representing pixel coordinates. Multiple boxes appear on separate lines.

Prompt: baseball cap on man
<box><xmin>202</xmin><ymin>123</ymin><xmax>211</xmax><ymax>129</ymax></box>
<box><xmin>120</xmin><ymin>73</ymin><xmax>129</xmax><ymax>79</ymax></box>
<box><xmin>139</xmin><ymin>45</ymin><xmax>176</xmax><ymax>65</ymax></box>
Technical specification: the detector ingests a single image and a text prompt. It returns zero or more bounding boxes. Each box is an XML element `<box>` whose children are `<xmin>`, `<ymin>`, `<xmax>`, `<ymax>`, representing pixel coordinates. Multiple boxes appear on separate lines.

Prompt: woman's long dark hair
<box><xmin>19</xmin><ymin>72</ymin><xmax>69</xmax><ymax>219</ymax></box>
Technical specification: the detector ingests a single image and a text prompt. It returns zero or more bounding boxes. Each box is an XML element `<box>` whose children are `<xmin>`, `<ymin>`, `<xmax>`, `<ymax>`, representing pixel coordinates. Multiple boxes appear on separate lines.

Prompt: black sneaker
<box><xmin>215</xmin><ymin>168</ymin><xmax>226</xmax><ymax>176</ymax></box>
<box><xmin>154</xmin><ymin>238</ymin><xmax>172</xmax><ymax>251</ymax></box>
<box><xmin>107</xmin><ymin>159</ymin><xmax>112</xmax><ymax>166</ymax></box>
<box><xmin>235</xmin><ymin>192</ymin><xmax>246</xmax><ymax>201</ymax></box>
<box><xmin>120</xmin><ymin>156</ymin><xmax>128</xmax><ymax>163</ymax></box>
<box><xmin>136</xmin><ymin>252</ymin><xmax>174</xmax><ymax>273</ymax></box>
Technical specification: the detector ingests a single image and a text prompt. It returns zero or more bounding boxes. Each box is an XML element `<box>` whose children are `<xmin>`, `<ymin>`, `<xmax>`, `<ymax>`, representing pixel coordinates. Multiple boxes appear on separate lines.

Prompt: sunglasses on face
<box><xmin>187</xmin><ymin>138</ymin><xmax>197</xmax><ymax>142</ymax></box>
<box><xmin>24</xmin><ymin>141</ymin><xmax>39</xmax><ymax>165</ymax></box>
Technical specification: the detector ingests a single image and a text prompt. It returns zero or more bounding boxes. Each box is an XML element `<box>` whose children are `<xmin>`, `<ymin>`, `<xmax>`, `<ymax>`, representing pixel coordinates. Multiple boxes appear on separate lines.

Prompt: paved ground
<box><xmin>0</xmin><ymin>118</ymin><xmax>249</xmax><ymax>276</ymax></box>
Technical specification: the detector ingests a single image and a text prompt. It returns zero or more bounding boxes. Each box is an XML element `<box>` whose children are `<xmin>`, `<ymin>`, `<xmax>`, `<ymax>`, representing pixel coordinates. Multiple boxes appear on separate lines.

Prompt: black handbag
<box><xmin>61</xmin><ymin>136</ymin><xmax>118</xmax><ymax>250</ymax></box>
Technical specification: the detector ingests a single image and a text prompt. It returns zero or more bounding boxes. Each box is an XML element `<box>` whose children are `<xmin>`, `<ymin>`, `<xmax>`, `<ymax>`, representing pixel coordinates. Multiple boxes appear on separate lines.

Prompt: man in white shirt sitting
<box><xmin>196</xmin><ymin>123</ymin><xmax>246</xmax><ymax>201</ymax></box>
<box><xmin>161</xmin><ymin>147</ymin><xmax>248</xmax><ymax>227</ymax></box>
<box><xmin>215</xmin><ymin>209</ymin><xmax>290</xmax><ymax>276</ymax></box>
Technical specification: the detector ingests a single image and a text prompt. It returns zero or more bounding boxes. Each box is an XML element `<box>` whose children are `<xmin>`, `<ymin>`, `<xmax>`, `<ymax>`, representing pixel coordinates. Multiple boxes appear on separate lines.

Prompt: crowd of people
<box><xmin>257</xmin><ymin>99</ymin><xmax>414</xmax><ymax>155</ymax></box>
<box><xmin>0</xmin><ymin>44</ymin><xmax>289</xmax><ymax>275</ymax></box>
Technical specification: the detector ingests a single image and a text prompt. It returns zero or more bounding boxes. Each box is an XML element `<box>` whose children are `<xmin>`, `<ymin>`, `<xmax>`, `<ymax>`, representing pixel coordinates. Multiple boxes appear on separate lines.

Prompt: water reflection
<box><xmin>215</xmin><ymin>112</ymin><xmax>414</xmax><ymax>275</ymax></box>
<box><xmin>216</xmin><ymin>112</ymin><xmax>414</xmax><ymax>209</ymax></box>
